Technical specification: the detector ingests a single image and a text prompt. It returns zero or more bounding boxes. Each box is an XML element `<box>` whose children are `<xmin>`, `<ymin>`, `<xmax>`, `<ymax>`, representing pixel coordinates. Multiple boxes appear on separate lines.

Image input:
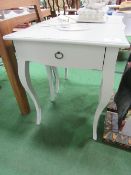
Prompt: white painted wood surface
<box><xmin>4</xmin><ymin>15</ymin><xmax>129</xmax><ymax>47</ymax></box>
<box><xmin>4</xmin><ymin>15</ymin><xmax>130</xmax><ymax>140</ymax></box>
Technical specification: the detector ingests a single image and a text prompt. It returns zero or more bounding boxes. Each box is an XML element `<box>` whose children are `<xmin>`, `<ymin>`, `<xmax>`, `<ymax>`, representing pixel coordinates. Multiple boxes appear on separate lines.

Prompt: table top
<box><xmin>3</xmin><ymin>15</ymin><xmax>130</xmax><ymax>48</ymax></box>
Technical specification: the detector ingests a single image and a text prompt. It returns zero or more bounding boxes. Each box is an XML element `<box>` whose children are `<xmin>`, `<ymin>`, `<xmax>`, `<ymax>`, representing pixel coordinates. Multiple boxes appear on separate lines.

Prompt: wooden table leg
<box><xmin>0</xmin><ymin>37</ymin><xmax>30</xmax><ymax>115</ymax></box>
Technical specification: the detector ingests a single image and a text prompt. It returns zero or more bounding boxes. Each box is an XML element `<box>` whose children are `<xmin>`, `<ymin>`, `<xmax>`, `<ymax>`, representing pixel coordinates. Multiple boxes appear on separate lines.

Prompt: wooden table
<box><xmin>4</xmin><ymin>15</ymin><xmax>130</xmax><ymax>140</ymax></box>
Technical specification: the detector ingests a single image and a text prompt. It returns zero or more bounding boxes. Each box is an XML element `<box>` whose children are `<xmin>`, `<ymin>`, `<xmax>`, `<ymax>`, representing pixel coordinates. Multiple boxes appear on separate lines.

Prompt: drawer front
<box><xmin>14</xmin><ymin>41</ymin><xmax>105</xmax><ymax>70</ymax></box>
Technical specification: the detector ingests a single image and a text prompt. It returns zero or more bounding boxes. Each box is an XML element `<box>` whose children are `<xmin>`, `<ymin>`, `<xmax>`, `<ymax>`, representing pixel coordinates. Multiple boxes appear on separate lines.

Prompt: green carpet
<box><xmin>0</xmin><ymin>57</ymin><xmax>131</xmax><ymax>175</ymax></box>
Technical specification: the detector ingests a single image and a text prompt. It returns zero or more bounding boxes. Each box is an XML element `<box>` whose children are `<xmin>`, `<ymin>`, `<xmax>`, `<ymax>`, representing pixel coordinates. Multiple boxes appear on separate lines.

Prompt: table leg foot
<box><xmin>93</xmin><ymin>105</ymin><xmax>103</xmax><ymax>140</ymax></box>
<box><xmin>36</xmin><ymin>107</ymin><xmax>42</xmax><ymax>125</ymax></box>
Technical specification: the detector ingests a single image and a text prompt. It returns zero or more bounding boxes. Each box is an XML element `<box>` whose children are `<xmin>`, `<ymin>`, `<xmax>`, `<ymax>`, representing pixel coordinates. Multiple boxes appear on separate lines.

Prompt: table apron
<box><xmin>14</xmin><ymin>41</ymin><xmax>106</xmax><ymax>70</ymax></box>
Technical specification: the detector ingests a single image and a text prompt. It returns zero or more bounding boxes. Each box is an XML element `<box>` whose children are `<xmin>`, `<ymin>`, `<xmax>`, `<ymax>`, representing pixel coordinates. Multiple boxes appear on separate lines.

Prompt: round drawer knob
<box><xmin>55</xmin><ymin>51</ymin><xmax>63</xmax><ymax>59</ymax></box>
